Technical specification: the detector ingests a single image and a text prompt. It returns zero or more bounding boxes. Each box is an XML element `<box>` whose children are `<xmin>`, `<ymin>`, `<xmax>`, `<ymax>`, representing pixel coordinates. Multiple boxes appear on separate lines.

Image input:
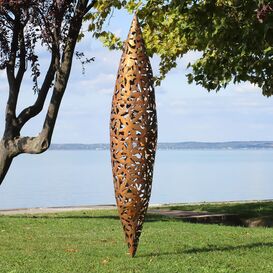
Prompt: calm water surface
<box><xmin>0</xmin><ymin>150</ymin><xmax>273</xmax><ymax>209</ymax></box>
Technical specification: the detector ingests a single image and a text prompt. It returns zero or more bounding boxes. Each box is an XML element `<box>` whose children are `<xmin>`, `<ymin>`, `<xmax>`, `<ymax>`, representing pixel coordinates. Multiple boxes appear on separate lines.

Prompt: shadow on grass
<box><xmin>139</xmin><ymin>242</ymin><xmax>273</xmax><ymax>257</ymax></box>
<box><xmin>184</xmin><ymin>242</ymin><xmax>273</xmax><ymax>254</ymax></box>
<box><xmin>169</xmin><ymin>201</ymin><xmax>273</xmax><ymax>218</ymax></box>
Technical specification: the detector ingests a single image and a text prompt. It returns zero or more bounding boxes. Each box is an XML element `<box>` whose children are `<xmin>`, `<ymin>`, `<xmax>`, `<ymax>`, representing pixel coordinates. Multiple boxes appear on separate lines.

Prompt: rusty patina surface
<box><xmin>110</xmin><ymin>15</ymin><xmax>157</xmax><ymax>257</ymax></box>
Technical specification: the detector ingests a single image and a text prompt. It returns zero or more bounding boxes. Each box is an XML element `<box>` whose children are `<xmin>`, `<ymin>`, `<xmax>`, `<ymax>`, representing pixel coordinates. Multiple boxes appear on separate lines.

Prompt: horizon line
<box><xmin>51</xmin><ymin>140</ymin><xmax>273</xmax><ymax>145</ymax></box>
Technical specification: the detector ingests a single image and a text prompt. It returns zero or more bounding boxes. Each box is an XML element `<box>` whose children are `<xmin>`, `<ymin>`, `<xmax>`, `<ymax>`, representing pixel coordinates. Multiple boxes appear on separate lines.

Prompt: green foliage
<box><xmin>97</xmin><ymin>31</ymin><xmax>123</xmax><ymax>50</ymax></box>
<box><xmin>85</xmin><ymin>0</ymin><xmax>273</xmax><ymax>96</ymax></box>
<box><xmin>139</xmin><ymin>0</ymin><xmax>273</xmax><ymax>96</ymax></box>
<box><xmin>82</xmin><ymin>1</ymin><xmax>130</xmax><ymax>47</ymax></box>
<box><xmin>1</xmin><ymin>209</ymin><xmax>273</xmax><ymax>272</ymax></box>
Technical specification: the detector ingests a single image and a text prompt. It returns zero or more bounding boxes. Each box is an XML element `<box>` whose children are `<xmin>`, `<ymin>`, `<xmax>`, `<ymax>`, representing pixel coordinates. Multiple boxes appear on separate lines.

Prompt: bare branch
<box><xmin>17</xmin><ymin>0</ymin><xmax>88</xmax><ymax>136</ymax></box>
<box><xmin>4</xmin><ymin>11</ymin><xmax>21</xmax><ymax>139</ymax></box>
<box><xmin>15</xmin><ymin>25</ymin><xmax>26</xmax><ymax>87</ymax></box>
<box><xmin>5</xmin><ymin>10</ymin><xmax>23</xmax><ymax>87</ymax></box>
<box><xmin>17</xmin><ymin>52</ymin><xmax>59</xmax><ymax>129</ymax></box>
<box><xmin>6</xmin><ymin>11</ymin><xmax>19</xmax><ymax>85</ymax></box>
<box><xmin>36</xmin><ymin>0</ymin><xmax>89</xmax><ymax>146</ymax></box>
<box><xmin>85</xmin><ymin>0</ymin><xmax>97</xmax><ymax>14</ymax></box>
<box><xmin>8</xmin><ymin>0</ymin><xmax>89</xmax><ymax>155</ymax></box>
<box><xmin>0</xmin><ymin>7</ymin><xmax>14</xmax><ymax>24</ymax></box>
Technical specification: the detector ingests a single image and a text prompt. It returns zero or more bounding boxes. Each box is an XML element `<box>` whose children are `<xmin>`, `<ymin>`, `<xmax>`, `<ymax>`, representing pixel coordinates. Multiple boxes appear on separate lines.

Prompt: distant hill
<box><xmin>50</xmin><ymin>141</ymin><xmax>273</xmax><ymax>150</ymax></box>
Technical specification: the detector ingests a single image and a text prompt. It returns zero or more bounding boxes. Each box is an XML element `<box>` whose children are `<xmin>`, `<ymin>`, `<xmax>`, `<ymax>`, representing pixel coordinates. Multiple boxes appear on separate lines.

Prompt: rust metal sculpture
<box><xmin>110</xmin><ymin>15</ymin><xmax>157</xmax><ymax>257</ymax></box>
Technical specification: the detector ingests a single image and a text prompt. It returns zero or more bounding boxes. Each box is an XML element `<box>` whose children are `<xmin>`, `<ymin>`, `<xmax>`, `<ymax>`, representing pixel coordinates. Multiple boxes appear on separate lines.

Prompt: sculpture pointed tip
<box><xmin>131</xmin><ymin>13</ymin><xmax>140</xmax><ymax>31</ymax></box>
<box><xmin>133</xmin><ymin>12</ymin><xmax>138</xmax><ymax>20</ymax></box>
<box><xmin>129</xmin><ymin>245</ymin><xmax>137</xmax><ymax>257</ymax></box>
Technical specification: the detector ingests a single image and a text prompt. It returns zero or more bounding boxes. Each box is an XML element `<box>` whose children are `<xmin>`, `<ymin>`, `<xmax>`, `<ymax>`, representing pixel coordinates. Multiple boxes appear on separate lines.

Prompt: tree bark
<box><xmin>0</xmin><ymin>140</ymin><xmax>13</xmax><ymax>185</ymax></box>
<box><xmin>0</xmin><ymin>132</ymin><xmax>53</xmax><ymax>185</ymax></box>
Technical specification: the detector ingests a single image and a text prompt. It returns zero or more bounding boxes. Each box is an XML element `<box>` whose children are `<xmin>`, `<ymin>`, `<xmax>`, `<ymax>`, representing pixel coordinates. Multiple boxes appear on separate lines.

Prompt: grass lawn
<box><xmin>1</xmin><ymin>205</ymin><xmax>273</xmax><ymax>273</ymax></box>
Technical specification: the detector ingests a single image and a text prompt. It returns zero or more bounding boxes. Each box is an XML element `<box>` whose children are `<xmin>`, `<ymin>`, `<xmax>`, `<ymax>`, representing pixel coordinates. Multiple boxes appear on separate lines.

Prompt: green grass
<box><xmin>1</xmin><ymin>208</ymin><xmax>273</xmax><ymax>273</ymax></box>
<box><xmin>164</xmin><ymin>200</ymin><xmax>273</xmax><ymax>218</ymax></box>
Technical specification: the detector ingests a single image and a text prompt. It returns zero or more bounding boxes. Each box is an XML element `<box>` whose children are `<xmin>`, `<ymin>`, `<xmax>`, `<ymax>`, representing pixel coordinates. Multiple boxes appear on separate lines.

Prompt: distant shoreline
<box><xmin>49</xmin><ymin>141</ymin><xmax>273</xmax><ymax>151</ymax></box>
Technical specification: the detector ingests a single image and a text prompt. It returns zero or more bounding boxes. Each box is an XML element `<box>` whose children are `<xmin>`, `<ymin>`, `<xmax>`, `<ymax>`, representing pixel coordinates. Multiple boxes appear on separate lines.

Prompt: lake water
<box><xmin>0</xmin><ymin>150</ymin><xmax>273</xmax><ymax>209</ymax></box>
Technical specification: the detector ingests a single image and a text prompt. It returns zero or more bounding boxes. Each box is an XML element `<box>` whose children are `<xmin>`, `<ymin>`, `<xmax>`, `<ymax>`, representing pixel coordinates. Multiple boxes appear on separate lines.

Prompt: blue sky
<box><xmin>1</xmin><ymin>10</ymin><xmax>273</xmax><ymax>144</ymax></box>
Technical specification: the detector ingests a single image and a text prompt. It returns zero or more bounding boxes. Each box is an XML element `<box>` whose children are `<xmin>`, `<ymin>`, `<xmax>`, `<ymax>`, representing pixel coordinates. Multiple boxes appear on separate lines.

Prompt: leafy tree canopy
<box><xmin>88</xmin><ymin>0</ymin><xmax>273</xmax><ymax>96</ymax></box>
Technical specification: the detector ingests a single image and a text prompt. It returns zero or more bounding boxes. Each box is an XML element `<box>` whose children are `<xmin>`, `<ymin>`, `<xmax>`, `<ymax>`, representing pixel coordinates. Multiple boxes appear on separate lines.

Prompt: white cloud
<box><xmin>96</xmin><ymin>88</ymin><xmax>113</xmax><ymax>95</ymax></box>
<box><xmin>180</xmin><ymin>51</ymin><xmax>202</xmax><ymax>68</ymax></box>
<box><xmin>234</xmin><ymin>82</ymin><xmax>261</xmax><ymax>93</ymax></box>
<box><xmin>79</xmin><ymin>73</ymin><xmax>115</xmax><ymax>87</ymax></box>
<box><xmin>70</xmin><ymin>73</ymin><xmax>116</xmax><ymax>97</ymax></box>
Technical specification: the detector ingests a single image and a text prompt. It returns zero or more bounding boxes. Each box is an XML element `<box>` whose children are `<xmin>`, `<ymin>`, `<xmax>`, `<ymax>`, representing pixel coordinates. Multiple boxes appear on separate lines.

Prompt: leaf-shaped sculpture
<box><xmin>110</xmin><ymin>15</ymin><xmax>157</xmax><ymax>257</ymax></box>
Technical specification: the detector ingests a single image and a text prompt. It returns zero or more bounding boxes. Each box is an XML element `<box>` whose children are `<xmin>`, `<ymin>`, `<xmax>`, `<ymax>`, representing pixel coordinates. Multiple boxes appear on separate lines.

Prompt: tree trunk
<box><xmin>0</xmin><ymin>134</ymin><xmax>51</xmax><ymax>185</ymax></box>
<box><xmin>0</xmin><ymin>140</ymin><xmax>13</xmax><ymax>185</ymax></box>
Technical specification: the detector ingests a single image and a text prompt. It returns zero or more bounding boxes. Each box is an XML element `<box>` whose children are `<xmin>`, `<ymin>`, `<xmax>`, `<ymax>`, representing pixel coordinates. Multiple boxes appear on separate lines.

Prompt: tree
<box><xmin>0</xmin><ymin>0</ymin><xmax>103</xmax><ymax>185</ymax></box>
<box><xmin>127</xmin><ymin>0</ymin><xmax>273</xmax><ymax>96</ymax></box>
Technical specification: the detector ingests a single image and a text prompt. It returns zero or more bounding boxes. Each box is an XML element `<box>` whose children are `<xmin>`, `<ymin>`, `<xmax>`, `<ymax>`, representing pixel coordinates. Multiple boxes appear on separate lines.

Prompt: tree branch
<box><xmin>0</xmin><ymin>8</ymin><xmax>14</xmax><ymax>25</ymax></box>
<box><xmin>13</xmin><ymin>0</ymin><xmax>89</xmax><ymax>154</ymax></box>
<box><xmin>12</xmin><ymin>135</ymin><xmax>49</xmax><ymax>155</ymax></box>
<box><xmin>17</xmin><ymin>51</ymin><xmax>59</xmax><ymax>129</ymax></box>
<box><xmin>38</xmin><ymin>0</ymin><xmax>89</xmax><ymax>143</ymax></box>
<box><xmin>6</xmin><ymin>11</ymin><xmax>19</xmax><ymax>85</ymax></box>
<box><xmin>85</xmin><ymin>0</ymin><xmax>97</xmax><ymax>14</ymax></box>
<box><xmin>15</xmin><ymin>26</ymin><xmax>26</xmax><ymax>87</ymax></box>
<box><xmin>4</xmin><ymin>11</ymin><xmax>21</xmax><ymax>139</ymax></box>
